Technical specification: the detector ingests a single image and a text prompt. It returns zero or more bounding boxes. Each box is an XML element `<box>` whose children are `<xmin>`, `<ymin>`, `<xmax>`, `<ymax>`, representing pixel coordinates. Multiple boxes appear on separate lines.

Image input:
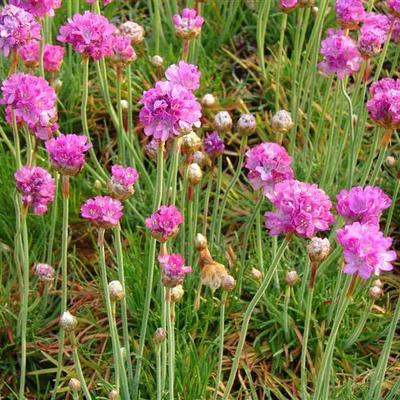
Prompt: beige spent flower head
<box><xmin>153</xmin><ymin>327</ymin><xmax>166</xmax><ymax>345</ymax></box>
<box><xmin>151</xmin><ymin>54</ymin><xmax>164</xmax><ymax>66</ymax></box>
<box><xmin>109</xmin><ymin>280</ymin><xmax>124</xmax><ymax>301</ymax></box>
<box><xmin>108</xmin><ymin>388</ymin><xmax>120</xmax><ymax>400</ymax></box>
<box><xmin>372</xmin><ymin>279</ymin><xmax>383</xmax><ymax>288</ymax></box>
<box><xmin>120</xmin><ymin>99</ymin><xmax>129</xmax><ymax>110</ymax></box>
<box><xmin>68</xmin><ymin>378</ymin><xmax>81</xmax><ymax>392</ymax></box>
<box><xmin>237</xmin><ymin>113</ymin><xmax>256</xmax><ymax>135</ymax></box>
<box><xmin>194</xmin><ymin>233</ymin><xmax>208</xmax><ymax>250</ymax></box>
<box><xmin>214</xmin><ymin>111</ymin><xmax>232</xmax><ymax>132</ymax></box>
<box><xmin>188</xmin><ymin>163</ymin><xmax>203</xmax><ymax>185</ymax></box>
<box><xmin>369</xmin><ymin>285</ymin><xmax>383</xmax><ymax>299</ymax></box>
<box><xmin>251</xmin><ymin>267</ymin><xmax>263</xmax><ymax>281</ymax></box>
<box><xmin>171</xmin><ymin>284</ymin><xmax>185</xmax><ymax>303</ymax></box>
<box><xmin>201</xmin><ymin>262</ymin><xmax>228</xmax><ymax>291</ymax></box>
<box><xmin>60</xmin><ymin>310</ymin><xmax>77</xmax><ymax>332</ymax></box>
<box><xmin>222</xmin><ymin>274</ymin><xmax>236</xmax><ymax>291</ymax></box>
<box><xmin>386</xmin><ymin>156</ymin><xmax>396</xmax><ymax>167</ymax></box>
<box><xmin>181</xmin><ymin>131</ymin><xmax>202</xmax><ymax>154</ymax></box>
<box><xmin>285</xmin><ymin>270</ymin><xmax>299</xmax><ymax>286</ymax></box>
<box><xmin>271</xmin><ymin>110</ymin><xmax>294</xmax><ymax>133</ymax></box>
<box><xmin>201</xmin><ymin>93</ymin><xmax>216</xmax><ymax>108</ymax></box>
<box><xmin>307</xmin><ymin>237</ymin><xmax>330</xmax><ymax>262</ymax></box>
<box><xmin>119</xmin><ymin>21</ymin><xmax>145</xmax><ymax>44</ymax></box>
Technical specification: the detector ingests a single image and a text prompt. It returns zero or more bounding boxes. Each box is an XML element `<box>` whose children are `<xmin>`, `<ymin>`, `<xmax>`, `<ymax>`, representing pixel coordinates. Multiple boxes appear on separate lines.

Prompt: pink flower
<box><xmin>81</xmin><ymin>196</ymin><xmax>123</xmax><ymax>228</ymax></box>
<box><xmin>265</xmin><ymin>180</ymin><xmax>335</xmax><ymax>238</ymax></box>
<box><xmin>336</xmin><ymin>186</ymin><xmax>391</xmax><ymax>226</ymax></box>
<box><xmin>1</xmin><ymin>73</ymin><xmax>58</xmax><ymax>140</ymax></box>
<box><xmin>204</xmin><ymin>131</ymin><xmax>225</xmax><ymax>157</ymax></box>
<box><xmin>145</xmin><ymin>205</ymin><xmax>183</xmax><ymax>242</ymax></box>
<box><xmin>9</xmin><ymin>0</ymin><xmax>61</xmax><ymax>17</ymax></box>
<box><xmin>245</xmin><ymin>142</ymin><xmax>294</xmax><ymax>197</ymax></box>
<box><xmin>139</xmin><ymin>80</ymin><xmax>201</xmax><ymax>142</ymax></box>
<box><xmin>319</xmin><ymin>29</ymin><xmax>361</xmax><ymax>79</ymax></box>
<box><xmin>388</xmin><ymin>0</ymin><xmax>400</xmax><ymax>17</ymax></box>
<box><xmin>158</xmin><ymin>253</ymin><xmax>192</xmax><ymax>287</ymax></box>
<box><xmin>337</xmin><ymin>222</ymin><xmax>396</xmax><ymax>279</ymax></box>
<box><xmin>359</xmin><ymin>13</ymin><xmax>390</xmax><ymax>57</ymax></box>
<box><xmin>15</xmin><ymin>166</ymin><xmax>56</xmax><ymax>215</ymax></box>
<box><xmin>57</xmin><ymin>11</ymin><xmax>116</xmax><ymax>60</ymax></box>
<box><xmin>391</xmin><ymin>17</ymin><xmax>400</xmax><ymax>44</ymax></box>
<box><xmin>35</xmin><ymin>263</ymin><xmax>54</xmax><ymax>281</ymax></box>
<box><xmin>367</xmin><ymin>78</ymin><xmax>400</xmax><ymax>129</ymax></box>
<box><xmin>45</xmin><ymin>134</ymin><xmax>91</xmax><ymax>175</ymax></box>
<box><xmin>109</xmin><ymin>164</ymin><xmax>139</xmax><ymax>200</ymax></box>
<box><xmin>280</xmin><ymin>0</ymin><xmax>298</xmax><ymax>12</ymax></box>
<box><xmin>335</xmin><ymin>0</ymin><xmax>365</xmax><ymax>29</ymax></box>
<box><xmin>0</xmin><ymin>5</ymin><xmax>41</xmax><ymax>57</ymax></box>
<box><xmin>172</xmin><ymin>8</ymin><xmax>204</xmax><ymax>39</ymax></box>
<box><xmin>19</xmin><ymin>40</ymin><xmax>65</xmax><ymax>72</ymax></box>
<box><xmin>110</xmin><ymin>34</ymin><xmax>136</xmax><ymax>67</ymax></box>
<box><xmin>165</xmin><ymin>61</ymin><xmax>201</xmax><ymax>91</ymax></box>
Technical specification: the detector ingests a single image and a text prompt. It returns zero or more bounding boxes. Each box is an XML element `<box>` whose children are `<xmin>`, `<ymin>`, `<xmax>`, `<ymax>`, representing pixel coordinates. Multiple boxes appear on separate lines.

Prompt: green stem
<box><xmin>201</xmin><ymin>174</ymin><xmax>213</xmax><ymax>236</ymax></box>
<box><xmin>116</xmin><ymin>76</ymin><xmax>125</xmax><ymax>163</ymax></box>
<box><xmin>156</xmin><ymin>345</ymin><xmax>162</xmax><ymax>400</ymax></box>
<box><xmin>222</xmin><ymin>237</ymin><xmax>290</xmax><ymax>399</ymax></box>
<box><xmin>165</xmin><ymin>289</ymin><xmax>175</xmax><ymax>400</ymax></box>
<box><xmin>345</xmin><ymin>298</ymin><xmax>374</xmax><ymax>348</ymax></box>
<box><xmin>360</xmin><ymin>130</ymin><xmax>380</xmax><ymax>186</ymax></box>
<box><xmin>384</xmin><ymin>178</ymin><xmax>400</xmax><ymax>235</ymax></box>
<box><xmin>39</xmin><ymin>29</ymin><xmax>45</xmax><ymax>78</ymax></box>
<box><xmin>369</xmin><ymin>144</ymin><xmax>388</xmax><ymax>185</ymax></box>
<box><xmin>71</xmin><ymin>333</ymin><xmax>92</xmax><ymax>400</ymax></box>
<box><xmin>210</xmin><ymin>156</ymin><xmax>223</xmax><ymax>248</ymax></box>
<box><xmin>256</xmin><ymin>0</ymin><xmax>271</xmax><ymax>83</ymax></box>
<box><xmin>283</xmin><ymin>286</ymin><xmax>291</xmax><ymax>341</ymax></box>
<box><xmin>275</xmin><ymin>13</ymin><xmax>287</xmax><ymax>111</ymax></box>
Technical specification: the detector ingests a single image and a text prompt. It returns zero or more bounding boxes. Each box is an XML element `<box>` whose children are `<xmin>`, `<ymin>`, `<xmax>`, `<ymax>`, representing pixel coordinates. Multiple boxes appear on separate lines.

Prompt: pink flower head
<box><xmin>108</xmin><ymin>164</ymin><xmax>139</xmax><ymax>201</ymax></box>
<box><xmin>0</xmin><ymin>5</ymin><xmax>41</xmax><ymax>57</ymax></box>
<box><xmin>165</xmin><ymin>61</ymin><xmax>201</xmax><ymax>91</ymax></box>
<box><xmin>145</xmin><ymin>205</ymin><xmax>183</xmax><ymax>242</ymax></box>
<box><xmin>15</xmin><ymin>166</ymin><xmax>55</xmax><ymax>215</ymax></box>
<box><xmin>9</xmin><ymin>0</ymin><xmax>61</xmax><ymax>17</ymax></box>
<box><xmin>367</xmin><ymin>78</ymin><xmax>400</xmax><ymax>129</ymax></box>
<box><xmin>204</xmin><ymin>131</ymin><xmax>225</xmax><ymax>157</ymax></box>
<box><xmin>388</xmin><ymin>0</ymin><xmax>400</xmax><ymax>17</ymax></box>
<box><xmin>318</xmin><ymin>29</ymin><xmax>361</xmax><ymax>79</ymax></box>
<box><xmin>1</xmin><ymin>73</ymin><xmax>58</xmax><ymax>140</ymax></box>
<box><xmin>45</xmin><ymin>134</ymin><xmax>91</xmax><ymax>176</ymax></box>
<box><xmin>81</xmin><ymin>195</ymin><xmax>123</xmax><ymax>228</ymax></box>
<box><xmin>19</xmin><ymin>40</ymin><xmax>65</xmax><ymax>72</ymax></box>
<box><xmin>158</xmin><ymin>253</ymin><xmax>192</xmax><ymax>287</ymax></box>
<box><xmin>57</xmin><ymin>11</ymin><xmax>116</xmax><ymax>60</ymax></box>
<box><xmin>245</xmin><ymin>142</ymin><xmax>294</xmax><ymax>197</ymax></box>
<box><xmin>265</xmin><ymin>179</ymin><xmax>335</xmax><ymax>238</ymax></box>
<box><xmin>35</xmin><ymin>263</ymin><xmax>54</xmax><ymax>281</ymax></box>
<box><xmin>337</xmin><ymin>222</ymin><xmax>396</xmax><ymax>279</ymax></box>
<box><xmin>391</xmin><ymin>17</ymin><xmax>400</xmax><ymax>44</ymax></box>
<box><xmin>335</xmin><ymin>0</ymin><xmax>365</xmax><ymax>29</ymax></box>
<box><xmin>139</xmin><ymin>80</ymin><xmax>201</xmax><ymax>142</ymax></box>
<box><xmin>110</xmin><ymin>34</ymin><xmax>136</xmax><ymax>67</ymax></box>
<box><xmin>280</xmin><ymin>0</ymin><xmax>298</xmax><ymax>12</ymax></box>
<box><xmin>172</xmin><ymin>8</ymin><xmax>204</xmax><ymax>40</ymax></box>
<box><xmin>359</xmin><ymin>13</ymin><xmax>390</xmax><ymax>58</ymax></box>
<box><xmin>336</xmin><ymin>186</ymin><xmax>391</xmax><ymax>226</ymax></box>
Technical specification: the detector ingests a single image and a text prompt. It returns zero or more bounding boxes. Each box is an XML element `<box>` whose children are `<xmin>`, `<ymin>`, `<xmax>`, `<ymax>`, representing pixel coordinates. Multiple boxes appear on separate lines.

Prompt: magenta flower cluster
<box><xmin>388</xmin><ymin>0</ymin><xmax>400</xmax><ymax>16</ymax></box>
<box><xmin>245</xmin><ymin>142</ymin><xmax>294</xmax><ymax>197</ymax></box>
<box><xmin>319</xmin><ymin>29</ymin><xmax>361</xmax><ymax>79</ymax></box>
<box><xmin>1</xmin><ymin>73</ymin><xmax>58</xmax><ymax>140</ymax></box>
<box><xmin>0</xmin><ymin>5</ymin><xmax>41</xmax><ymax>57</ymax></box>
<box><xmin>204</xmin><ymin>131</ymin><xmax>225</xmax><ymax>157</ymax></box>
<box><xmin>337</xmin><ymin>223</ymin><xmax>396</xmax><ymax>279</ymax></box>
<box><xmin>111</xmin><ymin>165</ymin><xmax>139</xmax><ymax>187</ymax></box>
<box><xmin>335</xmin><ymin>0</ymin><xmax>365</xmax><ymax>29</ymax></box>
<box><xmin>280</xmin><ymin>0</ymin><xmax>298</xmax><ymax>12</ymax></box>
<box><xmin>172</xmin><ymin>8</ymin><xmax>204</xmax><ymax>39</ymax></box>
<box><xmin>145</xmin><ymin>205</ymin><xmax>183</xmax><ymax>242</ymax></box>
<box><xmin>359</xmin><ymin>13</ymin><xmax>390</xmax><ymax>57</ymax></box>
<box><xmin>111</xmin><ymin>34</ymin><xmax>136</xmax><ymax>66</ymax></box>
<box><xmin>158</xmin><ymin>253</ymin><xmax>192</xmax><ymax>287</ymax></box>
<box><xmin>264</xmin><ymin>180</ymin><xmax>335</xmax><ymax>238</ymax></box>
<box><xmin>58</xmin><ymin>11</ymin><xmax>116</xmax><ymax>60</ymax></box>
<box><xmin>336</xmin><ymin>186</ymin><xmax>391</xmax><ymax>226</ymax></box>
<box><xmin>19</xmin><ymin>40</ymin><xmax>65</xmax><ymax>72</ymax></box>
<box><xmin>15</xmin><ymin>166</ymin><xmax>55</xmax><ymax>215</ymax></box>
<box><xmin>45</xmin><ymin>134</ymin><xmax>91</xmax><ymax>176</ymax></box>
<box><xmin>10</xmin><ymin>0</ymin><xmax>61</xmax><ymax>17</ymax></box>
<box><xmin>81</xmin><ymin>196</ymin><xmax>123</xmax><ymax>228</ymax></box>
<box><xmin>367</xmin><ymin>78</ymin><xmax>400</xmax><ymax>129</ymax></box>
<box><xmin>165</xmin><ymin>61</ymin><xmax>201</xmax><ymax>91</ymax></box>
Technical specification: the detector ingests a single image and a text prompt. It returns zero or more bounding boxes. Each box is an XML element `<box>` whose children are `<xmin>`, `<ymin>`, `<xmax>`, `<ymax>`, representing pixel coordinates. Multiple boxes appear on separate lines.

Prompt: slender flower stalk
<box><xmin>165</xmin><ymin>288</ymin><xmax>175</xmax><ymax>400</ymax></box>
<box><xmin>275</xmin><ymin>13</ymin><xmax>288</xmax><ymax>112</ymax></box>
<box><xmin>209</xmin><ymin>156</ymin><xmax>223</xmax><ymax>247</ymax></box>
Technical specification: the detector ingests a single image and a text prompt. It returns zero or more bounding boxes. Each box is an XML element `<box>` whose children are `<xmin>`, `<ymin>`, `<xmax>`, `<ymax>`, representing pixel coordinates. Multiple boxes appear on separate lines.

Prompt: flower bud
<box><xmin>312</xmin><ymin>6</ymin><xmax>319</xmax><ymax>15</ymax></box>
<box><xmin>307</xmin><ymin>237</ymin><xmax>330</xmax><ymax>262</ymax></box>
<box><xmin>286</xmin><ymin>270</ymin><xmax>299</xmax><ymax>286</ymax></box>
<box><xmin>222</xmin><ymin>274</ymin><xmax>236</xmax><ymax>291</ymax></box>
<box><xmin>153</xmin><ymin>327</ymin><xmax>166</xmax><ymax>345</ymax></box>
<box><xmin>372</xmin><ymin>279</ymin><xmax>383</xmax><ymax>288</ymax></box>
<box><xmin>109</xmin><ymin>280</ymin><xmax>124</xmax><ymax>301</ymax></box>
<box><xmin>108</xmin><ymin>389</ymin><xmax>120</xmax><ymax>400</ymax></box>
<box><xmin>251</xmin><ymin>267</ymin><xmax>263</xmax><ymax>281</ymax></box>
<box><xmin>119</xmin><ymin>21</ymin><xmax>145</xmax><ymax>44</ymax></box>
<box><xmin>53</xmin><ymin>78</ymin><xmax>63</xmax><ymax>90</ymax></box>
<box><xmin>120</xmin><ymin>99</ymin><xmax>129</xmax><ymax>110</ymax></box>
<box><xmin>94</xmin><ymin>179</ymin><xmax>102</xmax><ymax>190</ymax></box>
<box><xmin>35</xmin><ymin>263</ymin><xmax>54</xmax><ymax>282</ymax></box>
<box><xmin>214</xmin><ymin>111</ymin><xmax>232</xmax><ymax>132</ymax></box>
<box><xmin>68</xmin><ymin>378</ymin><xmax>81</xmax><ymax>392</ymax></box>
<box><xmin>60</xmin><ymin>310</ymin><xmax>77</xmax><ymax>332</ymax></box>
<box><xmin>271</xmin><ymin>110</ymin><xmax>294</xmax><ymax>133</ymax></box>
<box><xmin>195</xmin><ymin>233</ymin><xmax>208</xmax><ymax>250</ymax></box>
<box><xmin>193</xmin><ymin>151</ymin><xmax>211</xmax><ymax>169</ymax></box>
<box><xmin>201</xmin><ymin>93</ymin><xmax>216</xmax><ymax>108</ymax></box>
<box><xmin>151</xmin><ymin>55</ymin><xmax>163</xmax><ymax>67</ymax></box>
<box><xmin>188</xmin><ymin>163</ymin><xmax>203</xmax><ymax>185</ymax></box>
<box><xmin>369</xmin><ymin>285</ymin><xmax>383</xmax><ymax>299</ymax></box>
<box><xmin>237</xmin><ymin>113</ymin><xmax>256</xmax><ymax>135</ymax></box>
<box><xmin>170</xmin><ymin>284</ymin><xmax>184</xmax><ymax>303</ymax></box>
<box><xmin>181</xmin><ymin>131</ymin><xmax>202</xmax><ymax>155</ymax></box>
<box><xmin>386</xmin><ymin>156</ymin><xmax>396</xmax><ymax>167</ymax></box>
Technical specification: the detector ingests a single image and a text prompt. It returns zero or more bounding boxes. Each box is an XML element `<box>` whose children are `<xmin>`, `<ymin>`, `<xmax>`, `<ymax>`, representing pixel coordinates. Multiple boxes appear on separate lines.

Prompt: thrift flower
<box><xmin>172</xmin><ymin>8</ymin><xmax>204</xmax><ymax>40</ymax></box>
<box><xmin>145</xmin><ymin>205</ymin><xmax>183</xmax><ymax>242</ymax></box>
<box><xmin>110</xmin><ymin>34</ymin><xmax>136</xmax><ymax>68</ymax></box>
<box><xmin>335</xmin><ymin>0</ymin><xmax>365</xmax><ymax>29</ymax></box>
<box><xmin>213</xmin><ymin>111</ymin><xmax>232</xmax><ymax>132</ymax></box>
<box><xmin>280</xmin><ymin>0</ymin><xmax>298</xmax><ymax>12</ymax></box>
<box><xmin>337</xmin><ymin>222</ymin><xmax>396</xmax><ymax>279</ymax></box>
<box><xmin>391</xmin><ymin>17</ymin><xmax>400</xmax><ymax>44</ymax></box>
<box><xmin>359</xmin><ymin>13</ymin><xmax>390</xmax><ymax>57</ymax></box>
<box><xmin>9</xmin><ymin>0</ymin><xmax>61</xmax><ymax>17</ymax></box>
<box><xmin>0</xmin><ymin>5</ymin><xmax>41</xmax><ymax>57</ymax></box>
<box><xmin>81</xmin><ymin>196</ymin><xmax>123</xmax><ymax>228</ymax></box>
<box><xmin>265</xmin><ymin>179</ymin><xmax>335</xmax><ymax>238</ymax></box>
<box><xmin>35</xmin><ymin>263</ymin><xmax>54</xmax><ymax>281</ymax></box>
<box><xmin>139</xmin><ymin>80</ymin><xmax>201</xmax><ymax>141</ymax></box>
<box><xmin>388</xmin><ymin>0</ymin><xmax>400</xmax><ymax>17</ymax></box>
<box><xmin>158</xmin><ymin>253</ymin><xmax>192</xmax><ymax>287</ymax></box>
<box><xmin>15</xmin><ymin>166</ymin><xmax>56</xmax><ymax>215</ymax></box>
<box><xmin>204</xmin><ymin>131</ymin><xmax>225</xmax><ymax>157</ymax></box>
<box><xmin>119</xmin><ymin>21</ymin><xmax>145</xmax><ymax>44</ymax></box>
<box><xmin>58</xmin><ymin>11</ymin><xmax>116</xmax><ymax>60</ymax></box>
<box><xmin>165</xmin><ymin>61</ymin><xmax>201</xmax><ymax>91</ymax></box>
<box><xmin>271</xmin><ymin>110</ymin><xmax>294</xmax><ymax>133</ymax></box>
<box><xmin>19</xmin><ymin>40</ymin><xmax>65</xmax><ymax>72</ymax></box>
<box><xmin>319</xmin><ymin>28</ymin><xmax>361</xmax><ymax>79</ymax></box>
<box><xmin>108</xmin><ymin>164</ymin><xmax>139</xmax><ymax>200</ymax></box>
<box><xmin>45</xmin><ymin>134</ymin><xmax>91</xmax><ymax>176</ymax></box>
<box><xmin>336</xmin><ymin>186</ymin><xmax>391</xmax><ymax>226</ymax></box>
<box><xmin>245</xmin><ymin>142</ymin><xmax>294</xmax><ymax>197</ymax></box>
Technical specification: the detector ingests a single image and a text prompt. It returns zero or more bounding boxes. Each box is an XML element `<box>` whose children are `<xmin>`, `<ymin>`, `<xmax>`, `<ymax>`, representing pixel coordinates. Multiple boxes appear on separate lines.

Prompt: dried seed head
<box><xmin>108</xmin><ymin>389</ymin><xmax>120</xmax><ymax>400</ymax></box>
<box><xmin>214</xmin><ymin>111</ymin><xmax>232</xmax><ymax>132</ymax></box>
<box><xmin>181</xmin><ymin>131</ymin><xmax>202</xmax><ymax>154</ymax></box>
<box><xmin>237</xmin><ymin>113</ymin><xmax>256</xmax><ymax>135</ymax></box>
<box><xmin>201</xmin><ymin>93</ymin><xmax>216</xmax><ymax>108</ymax></box>
<box><xmin>285</xmin><ymin>270</ymin><xmax>299</xmax><ymax>286</ymax></box>
<box><xmin>200</xmin><ymin>262</ymin><xmax>228</xmax><ymax>291</ymax></box>
<box><xmin>193</xmin><ymin>151</ymin><xmax>210</xmax><ymax>168</ymax></box>
<box><xmin>151</xmin><ymin>55</ymin><xmax>164</xmax><ymax>67</ymax></box>
<box><xmin>372</xmin><ymin>279</ymin><xmax>383</xmax><ymax>288</ymax></box>
<box><xmin>312</xmin><ymin>6</ymin><xmax>319</xmax><ymax>15</ymax></box>
<box><xmin>153</xmin><ymin>327</ymin><xmax>166</xmax><ymax>345</ymax></box>
<box><xmin>68</xmin><ymin>378</ymin><xmax>81</xmax><ymax>392</ymax></box>
<box><xmin>35</xmin><ymin>263</ymin><xmax>54</xmax><ymax>282</ymax></box>
<box><xmin>109</xmin><ymin>280</ymin><xmax>124</xmax><ymax>301</ymax></box>
<box><xmin>194</xmin><ymin>233</ymin><xmax>208</xmax><ymax>250</ymax></box>
<box><xmin>369</xmin><ymin>285</ymin><xmax>383</xmax><ymax>299</ymax></box>
<box><xmin>251</xmin><ymin>267</ymin><xmax>263</xmax><ymax>281</ymax></box>
<box><xmin>222</xmin><ymin>274</ymin><xmax>236</xmax><ymax>291</ymax></box>
<box><xmin>271</xmin><ymin>110</ymin><xmax>294</xmax><ymax>133</ymax></box>
<box><xmin>60</xmin><ymin>311</ymin><xmax>77</xmax><ymax>332</ymax></box>
<box><xmin>120</xmin><ymin>99</ymin><xmax>129</xmax><ymax>110</ymax></box>
<box><xmin>188</xmin><ymin>163</ymin><xmax>203</xmax><ymax>185</ymax></box>
<box><xmin>170</xmin><ymin>284</ymin><xmax>184</xmax><ymax>303</ymax></box>
<box><xmin>307</xmin><ymin>237</ymin><xmax>330</xmax><ymax>262</ymax></box>
<box><xmin>53</xmin><ymin>78</ymin><xmax>63</xmax><ymax>90</ymax></box>
<box><xmin>119</xmin><ymin>21</ymin><xmax>145</xmax><ymax>44</ymax></box>
<box><xmin>386</xmin><ymin>156</ymin><xmax>396</xmax><ymax>167</ymax></box>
